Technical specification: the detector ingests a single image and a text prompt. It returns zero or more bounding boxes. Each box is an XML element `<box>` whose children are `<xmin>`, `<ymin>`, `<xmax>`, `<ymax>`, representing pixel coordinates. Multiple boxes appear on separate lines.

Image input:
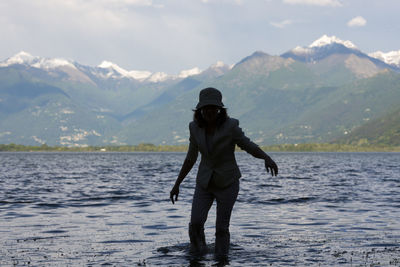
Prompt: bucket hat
<box><xmin>196</xmin><ymin>87</ymin><xmax>224</xmax><ymax>110</ymax></box>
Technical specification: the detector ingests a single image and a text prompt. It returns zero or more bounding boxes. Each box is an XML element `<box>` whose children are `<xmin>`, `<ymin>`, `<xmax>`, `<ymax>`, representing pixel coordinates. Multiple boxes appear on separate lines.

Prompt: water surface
<box><xmin>1</xmin><ymin>152</ymin><xmax>399</xmax><ymax>266</ymax></box>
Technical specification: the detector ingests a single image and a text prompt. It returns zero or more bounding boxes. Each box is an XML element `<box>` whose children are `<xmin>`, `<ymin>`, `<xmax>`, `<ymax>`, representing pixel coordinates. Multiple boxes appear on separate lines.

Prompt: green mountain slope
<box><xmin>336</xmin><ymin>106</ymin><xmax>400</xmax><ymax>146</ymax></box>
<box><xmin>1</xmin><ymin>49</ymin><xmax>399</xmax><ymax>146</ymax></box>
<box><xmin>0</xmin><ymin>92</ymin><xmax>122</xmax><ymax>146</ymax></box>
<box><xmin>275</xmin><ymin>70</ymin><xmax>400</xmax><ymax>143</ymax></box>
<box><xmin>116</xmin><ymin>52</ymin><xmax>399</xmax><ymax>145</ymax></box>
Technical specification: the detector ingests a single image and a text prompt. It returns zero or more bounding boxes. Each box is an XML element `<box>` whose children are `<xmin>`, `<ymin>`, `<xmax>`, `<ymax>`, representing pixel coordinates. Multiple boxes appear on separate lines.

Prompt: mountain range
<box><xmin>1</xmin><ymin>35</ymin><xmax>399</xmax><ymax>147</ymax></box>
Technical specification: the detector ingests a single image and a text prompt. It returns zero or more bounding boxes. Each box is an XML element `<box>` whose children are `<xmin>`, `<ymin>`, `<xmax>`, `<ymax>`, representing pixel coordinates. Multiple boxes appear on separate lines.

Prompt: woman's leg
<box><xmin>214</xmin><ymin>179</ymin><xmax>240</xmax><ymax>259</ymax></box>
<box><xmin>189</xmin><ymin>183</ymin><xmax>214</xmax><ymax>254</ymax></box>
<box><xmin>190</xmin><ymin>182</ymin><xmax>215</xmax><ymax>225</ymax></box>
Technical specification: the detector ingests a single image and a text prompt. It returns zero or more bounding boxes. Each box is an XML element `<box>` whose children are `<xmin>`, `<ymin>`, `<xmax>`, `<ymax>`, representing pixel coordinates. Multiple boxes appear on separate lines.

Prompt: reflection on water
<box><xmin>1</xmin><ymin>152</ymin><xmax>400</xmax><ymax>266</ymax></box>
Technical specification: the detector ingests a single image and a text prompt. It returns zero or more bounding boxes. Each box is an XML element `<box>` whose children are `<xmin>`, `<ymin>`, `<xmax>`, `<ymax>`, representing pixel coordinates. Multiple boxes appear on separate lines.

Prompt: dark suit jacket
<box><xmin>186</xmin><ymin>117</ymin><xmax>259</xmax><ymax>189</ymax></box>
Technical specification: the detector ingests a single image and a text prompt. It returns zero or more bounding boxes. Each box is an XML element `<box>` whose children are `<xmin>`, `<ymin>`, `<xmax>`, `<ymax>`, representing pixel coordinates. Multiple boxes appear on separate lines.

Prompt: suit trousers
<box><xmin>190</xmin><ymin>178</ymin><xmax>239</xmax><ymax>231</ymax></box>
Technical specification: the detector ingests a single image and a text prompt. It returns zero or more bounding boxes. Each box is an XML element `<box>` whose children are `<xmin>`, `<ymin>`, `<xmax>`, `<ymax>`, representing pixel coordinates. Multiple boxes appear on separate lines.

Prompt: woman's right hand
<box><xmin>170</xmin><ymin>185</ymin><xmax>179</xmax><ymax>204</ymax></box>
<box><xmin>265</xmin><ymin>157</ymin><xmax>278</xmax><ymax>176</ymax></box>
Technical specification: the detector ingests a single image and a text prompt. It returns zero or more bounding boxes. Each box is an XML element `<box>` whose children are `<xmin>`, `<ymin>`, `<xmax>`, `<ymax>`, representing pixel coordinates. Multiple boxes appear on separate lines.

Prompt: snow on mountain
<box><xmin>146</xmin><ymin>72</ymin><xmax>169</xmax><ymax>82</ymax></box>
<box><xmin>211</xmin><ymin>61</ymin><xmax>227</xmax><ymax>68</ymax></box>
<box><xmin>97</xmin><ymin>61</ymin><xmax>152</xmax><ymax>80</ymax></box>
<box><xmin>97</xmin><ymin>61</ymin><xmax>191</xmax><ymax>82</ymax></box>
<box><xmin>288</xmin><ymin>35</ymin><xmax>358</xmax><ymax>57</ymax></box>
<box><xmin>291</xmin><ymin>46</ymin><xmax>313</xmax><ymax>55</ymax></box>
<box><xmin>32</xmin><ymin>58</ymin><xmax>77</xmax><ymax>70</ymax></box>
<box><xmin>210</xmin><ymin>61</ymin><xmax>233</xmax><ymax>70</ymax></box>
<box><xmin>146</xmin><ymin>66</ymin><xmax>203</xmax><ymax>82</ymax></box>
<box><xmin>199</xmin><ymin>61</ymin><xmax>232</xmax><ymax>78</ymax></box>
<box><xmin>0</xmin><ymin>51</ymin><xmax>38</xmax><ymax>67</ymax></box>
<box><xmin>178</xmin><ymin>67</ymin><xmax>201</xmax><ymax>78</ymax></box>
<box><xmin>97</xmin><ymin>61</ymin><xmax>203</xmax><ymax>82</ymax></box>
<box><xmin>0</xmin><ymin>51</ymin><xmax>77</xmax><ymax>70</ymax></box>
<box><xmin>1</xmin><ymin>51</ymin><xmax>218</xmax><ymax>83</ymax></box>
<box><xmin>282</xmin><ymin>35</ymin><xmax>400</xmax><ymax>71</ymax></box>
<box><xmin>368</xmin><ymin>50</ymin><xmax>400</xmax><ymax>67</ymax></box>
<box><xmin>309</xmin><ymin>35</ymin><xmax>357</xmax><ymax>49</ymax></box>
<box><xmin>280</xmin><ymin>34</ymin><xmax>369</xmax><ymax>65</ymax></box>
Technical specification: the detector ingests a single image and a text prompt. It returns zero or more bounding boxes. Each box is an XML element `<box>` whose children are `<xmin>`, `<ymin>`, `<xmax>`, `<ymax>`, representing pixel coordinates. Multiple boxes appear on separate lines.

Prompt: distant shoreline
<box><xmin>1</xmin><ymin>143</ymin><xmax>400</xmax><ymax>152</ymax></box>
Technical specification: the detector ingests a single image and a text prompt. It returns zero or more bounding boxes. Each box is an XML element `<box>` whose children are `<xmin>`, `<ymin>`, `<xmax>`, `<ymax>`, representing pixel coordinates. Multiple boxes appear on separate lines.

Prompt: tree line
<box><xmin>1</xmin><ymin>143</ymin><xmax>399</xmax><ymax>152</ymax></box>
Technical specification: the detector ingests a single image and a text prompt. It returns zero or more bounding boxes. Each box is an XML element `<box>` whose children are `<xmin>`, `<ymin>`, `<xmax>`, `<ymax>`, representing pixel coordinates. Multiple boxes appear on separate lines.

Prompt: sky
<box><xmin>1</xmin><ymin>0</ymin><xmax>399</xmax><ymax>74</ymax></box>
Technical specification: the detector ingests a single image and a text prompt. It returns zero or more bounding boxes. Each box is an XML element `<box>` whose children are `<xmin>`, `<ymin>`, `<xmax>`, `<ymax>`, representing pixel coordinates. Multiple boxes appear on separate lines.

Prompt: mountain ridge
<box><xmin>0</xmin><ymin>51</ymin><xmax>231</xmax><ymax>83</ymax></box>
<box><xmin>3</xmin><ymin>35</ymin><xmax>399</xmax><ymax>79</ymax></box>
<box><xmin>1</xmin><ymin>35</ymin><xmax>399</xmax><ymax>146</ymax></box>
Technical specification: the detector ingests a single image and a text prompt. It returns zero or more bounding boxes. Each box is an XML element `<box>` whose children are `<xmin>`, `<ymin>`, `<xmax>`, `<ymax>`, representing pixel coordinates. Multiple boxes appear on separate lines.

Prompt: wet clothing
<box><xmin>190</xmin><ymin>178</ymin><xmax>239</xmax><ymax>231</ymax></box>
<box><xmin>186</xmin><ymin>117</ymin><xmax>259</xmax><ymax>257</ymax></box>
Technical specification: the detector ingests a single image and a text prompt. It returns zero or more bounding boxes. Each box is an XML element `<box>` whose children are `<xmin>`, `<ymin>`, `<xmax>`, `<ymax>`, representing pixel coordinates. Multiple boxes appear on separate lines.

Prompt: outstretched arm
<box><xmin>170</xmin><ymin>127</ymin><xmax>198</xmax><ymax>204</ymax></box>
<box><xmin>249</xmin><ymin>146</ymin><xmax>278</xmax><ymax>176</ymax></box>
<box><xmin>170</xmin><ymin>158</ymin><xmax>196</xmax><ymax>204</ymax></box>
<box><xmin>232</xmin><ymin>119</ymin><xmax>278</xmax><ymax>176</ymax></box>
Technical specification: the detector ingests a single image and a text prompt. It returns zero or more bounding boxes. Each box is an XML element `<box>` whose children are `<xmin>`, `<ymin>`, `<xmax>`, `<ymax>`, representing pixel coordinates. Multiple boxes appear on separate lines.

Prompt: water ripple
<box><xmin>0</xmin><ymin>152</ymin><xmax>399</xmax><ymax>266</ymax></box>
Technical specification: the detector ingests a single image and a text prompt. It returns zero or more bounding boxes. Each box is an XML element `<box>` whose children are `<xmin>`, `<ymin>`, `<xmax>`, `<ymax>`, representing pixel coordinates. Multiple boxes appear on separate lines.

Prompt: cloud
<box><xmin>115</xmin><ymin>0</ymin><xmax>154</xmax><ymax>5</ymax></box>
<box><xmin>16</xmin><ymin>0</ymin><xmax>163</xmax><ymax>31</ymax></box>
<box><xmin>106</xmin><ymin>0</ymin><xmax>164</xmax><ymax>8</ymax></box>
<box><xmin>283</xmin><ymin>0</ymin><xmax>342</xmax><ymax>7</ymax></box>
<box><xmin>201</xmin><ymin>0</ymin><xmax>243</xmax><ymax>4</ymax></box>
<box><xmin>347</xmin><ymin>16</ymin><xmax>367</xmax><ymax>27</ymax></box>
<box><xmin>82</xmin><ymin>0</ymin><xmax>159</xmax><ymax>7</ymax></box>
<box><xmin>270</xmin><ymin>19</ymin><xmax>293</xmax><ymax>28</ymax></box>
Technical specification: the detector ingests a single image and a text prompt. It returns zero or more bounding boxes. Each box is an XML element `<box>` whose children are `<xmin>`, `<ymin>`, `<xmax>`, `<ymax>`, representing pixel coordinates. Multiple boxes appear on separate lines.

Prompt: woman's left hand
<box><xmin>265</xmin><ymin>157</ymin><xmax>278</xmax><ymax>176</ymax></box>
<box><xmin>170</xmin><ymin>185</ymin><xmax>180</xmax><ymax>204</ymax></box>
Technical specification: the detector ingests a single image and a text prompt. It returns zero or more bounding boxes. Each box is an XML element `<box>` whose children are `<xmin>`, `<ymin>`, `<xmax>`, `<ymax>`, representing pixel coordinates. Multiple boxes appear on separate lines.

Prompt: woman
<box><xmin>170</xmin><ymin>87</ymin><xmax>278</xmax><ymax>260</ymax></box>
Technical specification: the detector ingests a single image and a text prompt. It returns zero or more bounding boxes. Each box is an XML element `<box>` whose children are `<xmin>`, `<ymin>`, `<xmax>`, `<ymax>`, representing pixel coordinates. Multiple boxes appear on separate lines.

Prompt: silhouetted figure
<box><xmin>170</xmin><ymin>87</ymin><xmax>278</xmax><ymax>262</ymax></box>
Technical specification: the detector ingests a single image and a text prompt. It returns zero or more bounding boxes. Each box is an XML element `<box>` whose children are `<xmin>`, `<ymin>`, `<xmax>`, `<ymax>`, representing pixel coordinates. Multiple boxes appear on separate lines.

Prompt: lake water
<box><xmin>0</xmin><ymin>152</ymin><xmax>399</xmax><ymax>266</ymax></box>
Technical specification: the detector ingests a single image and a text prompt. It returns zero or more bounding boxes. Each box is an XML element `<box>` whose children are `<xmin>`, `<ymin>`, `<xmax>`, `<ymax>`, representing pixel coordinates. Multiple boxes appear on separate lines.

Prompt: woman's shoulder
<box><xmin>217</xmin><ymin>117</ymin><xmax>239</xmax><ymax>131</ymax></box>
<box><xmin>225</xmin><ymin>117</ymin><xmax>239</xmax><ymax>126</ymax></box>
<box><xmin>189</xmin><ymin>120</ymin><xmax>199</xmax><ymax>126</ymax></box>
<box><xmin>189</xmin><ymin>121</ymin><xmax>200</xmax><ymax>131</ymax></box>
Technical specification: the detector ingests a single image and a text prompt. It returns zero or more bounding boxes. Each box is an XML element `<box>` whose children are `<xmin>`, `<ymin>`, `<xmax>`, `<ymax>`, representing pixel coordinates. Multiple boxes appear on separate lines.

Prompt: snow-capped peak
<box><xmin>0</xmin><ymin>51</ymin><xmax>38</xmax><ymax>67</ymax></box>
<box><xmin>32</xmin><ymin>58</ymin><xmax>76</xmax><ymax>69</ymax></box>
<box><xmin>147</xmin><ymin>72</ymin><xmax>169</xmax><ymax>82</ymax></box>
<box><xmin>96</xmin><ymin>61</ymin><xmax>204</xmax><ymax>82</ymax></box>
<box><xmin>97</xmin><ymin>61</ymin><xmax>152</xmax><ymax>80</ymax></box>
<box><xmin>368</xmin><ymin>50</ymin><xmax>400</xmax><ymax>67</ymax></box>
<box><xmin>178</xmin><ymin>67</ymin><xmax>201</xmax><ymax>78</ymax></box>
<box><xmin>1</xmin><ymin>52</ymin><xmax>225</xmax><ymax>83</ymax></box>
<box><xmin>283</xmin><ymin>35</ymin><xmax>360</xmax><ymax>59</ymax></box>
<box><xmin>211</xmin><ymin>61</ymin><xmax>226</xmax><ymax>68</ymax></box>
<box><xmin>309</xmin><ymin>35</ymin><xmax>357</xmax><ymax>49</ymax></box>
<box><xmin>0</xmin><ymin>51</ymin><xmax>77</xmax><ymax>69</ymax></box>
<box><xmin>98</xmin><ymin>60</ymin><xmax>127</xmax><ymax>73</ymax></box>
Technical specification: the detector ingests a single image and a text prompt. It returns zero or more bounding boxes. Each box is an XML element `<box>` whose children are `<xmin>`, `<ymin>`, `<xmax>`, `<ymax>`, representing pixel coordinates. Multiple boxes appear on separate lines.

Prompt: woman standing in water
<box><xmin>170</xmin><ymin>87</ymin><xmax>278</xmax><ymax>261</ymax></box>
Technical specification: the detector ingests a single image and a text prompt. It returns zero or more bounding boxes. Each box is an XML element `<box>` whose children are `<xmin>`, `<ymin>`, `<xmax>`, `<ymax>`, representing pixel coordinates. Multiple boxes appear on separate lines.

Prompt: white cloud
<box><xmin>270</xmin><ymin>19</ymin><xmax>293</xmax><ymax>28</ymax></box>
<box><xmin>283</xmin><ymin>0</ymin><xmax>342</xmax><ymax>7</ymax></box>
<box><xmin>17</xmin><ymin>0</ymin><xmax>164</xmax><ymax>32</ymax></box>
<box><xmin>347</xmin><ymin>16</ymin><xmax>367</xmax><ymax>27</ymax></box>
